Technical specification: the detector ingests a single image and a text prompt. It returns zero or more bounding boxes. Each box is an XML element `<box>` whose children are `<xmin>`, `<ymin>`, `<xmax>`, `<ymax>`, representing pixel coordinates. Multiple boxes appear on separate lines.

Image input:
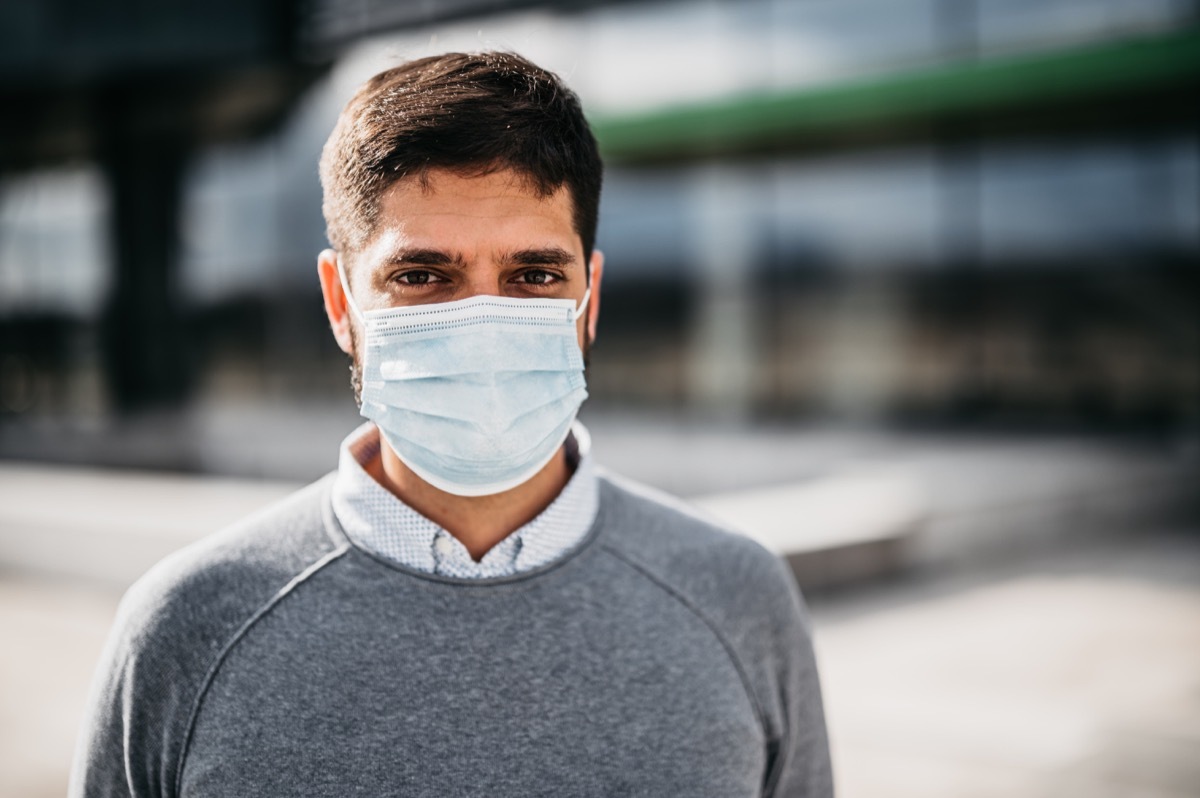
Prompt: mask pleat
<box><xmin>356</xmin><ymin>295</ymin><xmax>589</xmax><ymax>496</ymax></box>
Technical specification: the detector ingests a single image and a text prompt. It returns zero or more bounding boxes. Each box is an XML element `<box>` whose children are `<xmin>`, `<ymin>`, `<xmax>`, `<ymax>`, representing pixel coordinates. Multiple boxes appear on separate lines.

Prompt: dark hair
<box><xmin>319</xmin><ymin>51</ymin><xmax>603</xmax><ymax>262</ymax></box>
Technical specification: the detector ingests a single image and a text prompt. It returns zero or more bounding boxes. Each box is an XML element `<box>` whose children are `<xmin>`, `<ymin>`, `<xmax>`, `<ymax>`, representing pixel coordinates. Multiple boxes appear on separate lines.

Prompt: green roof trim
<box><xmin>589</xmin><ymin>28</ymin><xmax>1200</xmax><ymax>160</ymax></box>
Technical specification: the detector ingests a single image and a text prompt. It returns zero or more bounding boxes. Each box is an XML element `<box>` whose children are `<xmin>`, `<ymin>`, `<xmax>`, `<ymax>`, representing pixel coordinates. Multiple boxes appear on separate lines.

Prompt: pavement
<box><xmin>813</xmin><ymin>530</ymin><xmax>1200</xmax><ymax>798</ymax></box>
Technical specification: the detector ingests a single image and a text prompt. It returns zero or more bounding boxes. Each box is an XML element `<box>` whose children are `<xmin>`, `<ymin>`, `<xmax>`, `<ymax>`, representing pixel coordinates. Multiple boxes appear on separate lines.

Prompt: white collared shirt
<box><xmin>330</xmin><ymin>421</ymin><xmax>599</xmax><ymax>578</ymax></box>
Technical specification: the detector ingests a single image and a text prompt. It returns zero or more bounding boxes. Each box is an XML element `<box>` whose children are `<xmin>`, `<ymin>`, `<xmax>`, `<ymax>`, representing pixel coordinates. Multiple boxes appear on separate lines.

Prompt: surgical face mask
<box><xmin>338</xmin><ymin>260</ymin><xmax>591</xmax><ymax>496</ymax></box>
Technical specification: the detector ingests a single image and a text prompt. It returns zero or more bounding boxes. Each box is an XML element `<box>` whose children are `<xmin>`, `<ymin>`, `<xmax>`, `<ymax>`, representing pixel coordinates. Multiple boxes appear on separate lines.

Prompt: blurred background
<box><xmin>1</xmin><ymin>0</ymin><xmax>1198</xmax><ymax>796</ymax></box>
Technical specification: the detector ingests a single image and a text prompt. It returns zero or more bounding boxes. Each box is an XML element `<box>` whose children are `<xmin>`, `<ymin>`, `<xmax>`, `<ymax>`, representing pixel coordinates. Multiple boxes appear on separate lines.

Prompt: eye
<box><xmin>395</xmin><ymin>270</ymin><xmax>439</xmax><ymax>285</ymax></box>
<box><xmin>517</xmin><ymin>269</ymin><xmax>560</xmax><ymax>286</ymax></box>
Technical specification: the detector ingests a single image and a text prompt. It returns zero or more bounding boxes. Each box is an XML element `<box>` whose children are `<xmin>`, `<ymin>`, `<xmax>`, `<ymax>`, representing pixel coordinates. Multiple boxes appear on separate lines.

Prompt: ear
<box><xmin>317</xmin><ymin>248</ymin><xmax>355</xmax><ymax>355</ymax></box>
<box><xmin>585</xmin><ymin>249</ymin><xmax>604</xmax><ymax>344</ymax></box>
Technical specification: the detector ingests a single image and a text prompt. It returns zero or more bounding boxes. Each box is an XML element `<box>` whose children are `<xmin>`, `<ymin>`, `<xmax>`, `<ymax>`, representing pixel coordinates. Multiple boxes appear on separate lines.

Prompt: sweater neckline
<box><xmin>319</xmin><ymin>475</ymin><xmax>611</xmax><ymax>589</ymax></box>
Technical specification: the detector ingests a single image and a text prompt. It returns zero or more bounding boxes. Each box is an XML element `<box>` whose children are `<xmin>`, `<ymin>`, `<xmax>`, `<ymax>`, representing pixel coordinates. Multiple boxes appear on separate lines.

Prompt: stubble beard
<box><xmin>349</xmin><ymin>323</ymin><xmax>364</xmax><ymax>409</ymax></box>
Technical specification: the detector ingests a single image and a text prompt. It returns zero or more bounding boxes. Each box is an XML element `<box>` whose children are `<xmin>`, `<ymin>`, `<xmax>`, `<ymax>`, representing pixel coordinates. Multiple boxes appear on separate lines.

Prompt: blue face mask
<box><xmin>339</xmin><ymin>260</ymin><xmax>591</xmax><ymax>497</ymax></box>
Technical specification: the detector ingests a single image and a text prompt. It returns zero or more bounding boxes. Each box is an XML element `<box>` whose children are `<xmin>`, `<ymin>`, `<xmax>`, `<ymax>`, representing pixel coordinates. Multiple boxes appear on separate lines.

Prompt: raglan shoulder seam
<box><xmin>597</xmin><ymin>542</ymin><xmax>772</xmax><ymax>739</ymax></box>
<box><xmin>171</xmin><ymin>542</ymin><xmax>352</xmax><ymax>797</ymax></box>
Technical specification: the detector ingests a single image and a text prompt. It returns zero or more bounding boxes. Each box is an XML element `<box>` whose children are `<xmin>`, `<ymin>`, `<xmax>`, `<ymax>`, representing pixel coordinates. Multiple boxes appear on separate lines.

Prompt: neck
<box><xmin>366</xmin><ymin>438</ymin><xmax>572</xmax><ymax>561</ymax></box>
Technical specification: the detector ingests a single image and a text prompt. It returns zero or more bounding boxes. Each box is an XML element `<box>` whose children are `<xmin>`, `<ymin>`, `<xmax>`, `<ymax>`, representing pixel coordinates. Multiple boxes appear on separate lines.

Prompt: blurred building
<box><xmin>1</xmin><ymin>0</ymin><xmax>1197</xmax><ymax>472</ymax></box>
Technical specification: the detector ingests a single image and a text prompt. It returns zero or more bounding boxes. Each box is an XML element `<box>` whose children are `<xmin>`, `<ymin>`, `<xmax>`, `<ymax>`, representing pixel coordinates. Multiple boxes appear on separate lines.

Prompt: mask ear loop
<box><xmin>573</xmin><ymin>286</ymin><xmax>592</xmax><ymax>321</ymax></box>
<box><xmin>573</xmin><ymin>262</ymin><xmax>594</xmax><ymax>321</ymax></box>
<box><xmin>336</xmin><ymin>255</ymin><xmax>365</xmax><ymax>324</ymax></box>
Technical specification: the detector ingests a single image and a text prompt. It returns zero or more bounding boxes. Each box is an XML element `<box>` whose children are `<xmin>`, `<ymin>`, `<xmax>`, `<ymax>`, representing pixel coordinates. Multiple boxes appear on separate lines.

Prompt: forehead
<box><xmin>364</xmin><ymin>168</ymin><xmax>578</xmax><ymax>256</ymax></box>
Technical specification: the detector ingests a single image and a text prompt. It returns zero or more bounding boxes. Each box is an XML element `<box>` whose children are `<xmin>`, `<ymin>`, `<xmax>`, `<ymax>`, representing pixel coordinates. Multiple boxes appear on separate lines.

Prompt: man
<box><xmin>71</xmin><ymin>52</ymin><xmax>832</xmax><ymax>796</ymax></box>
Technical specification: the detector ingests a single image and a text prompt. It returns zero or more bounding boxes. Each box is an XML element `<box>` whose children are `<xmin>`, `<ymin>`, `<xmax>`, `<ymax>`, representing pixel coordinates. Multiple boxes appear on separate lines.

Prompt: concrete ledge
<box><xmin>0</xmin><ymin>462</ymin><xmax>298</xmax><ymax>588</ymax></box>
<box><xmin>695</xmin><ymin>472</ymin><xmax>927</xmax><ymax>590</ymax></box>
<box><xmin>2</xmin><ymin>431</ymin><xmax>1196</xmax><ymax>592</ymax></box>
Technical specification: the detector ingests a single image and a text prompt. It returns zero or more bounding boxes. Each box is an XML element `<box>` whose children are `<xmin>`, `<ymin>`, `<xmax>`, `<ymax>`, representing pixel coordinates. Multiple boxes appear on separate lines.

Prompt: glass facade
<box><xmin>0</xmin><ymin>0</ymin><xmax>1196</xmax><ymax>433</ymax></box>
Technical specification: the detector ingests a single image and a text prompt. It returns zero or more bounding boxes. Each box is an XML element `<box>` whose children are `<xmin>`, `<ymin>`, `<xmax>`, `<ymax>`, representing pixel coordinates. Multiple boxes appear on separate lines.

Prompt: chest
<box><xmin>179</xmin><ymin>579</ymin><xmax>767</xmax><ymax>797</ymax></box>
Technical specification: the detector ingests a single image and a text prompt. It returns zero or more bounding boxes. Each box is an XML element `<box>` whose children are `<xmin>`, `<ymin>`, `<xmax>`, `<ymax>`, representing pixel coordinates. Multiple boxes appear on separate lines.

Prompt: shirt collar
<box><xmin>331</xmin><ymin>421</ymin><xmax>598</xmax><ymax>578</ymax></box>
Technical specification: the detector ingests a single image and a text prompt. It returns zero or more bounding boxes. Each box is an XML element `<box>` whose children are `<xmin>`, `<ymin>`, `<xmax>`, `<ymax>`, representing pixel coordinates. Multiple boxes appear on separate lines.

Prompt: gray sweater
<box><xmin>70</xmin><ymin>471</ymin><xmax>832</xmax><ymax>797</ymax></box>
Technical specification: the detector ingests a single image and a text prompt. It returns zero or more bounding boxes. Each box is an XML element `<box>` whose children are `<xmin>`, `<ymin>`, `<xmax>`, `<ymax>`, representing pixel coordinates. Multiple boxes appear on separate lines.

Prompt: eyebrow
<box><xmin>384</xmin><ymin>247</ymin><xmax>577</xmax><ymax>268</ymax></box>
<box><xmin>504</xmin><ymin>247</ymin><xmax>577</xmax><ymax>267</ymax></box>
<box><xmin>386</xmin><ymin>248</ymin><xmax>466</xmax><ymax>268</ymax></box>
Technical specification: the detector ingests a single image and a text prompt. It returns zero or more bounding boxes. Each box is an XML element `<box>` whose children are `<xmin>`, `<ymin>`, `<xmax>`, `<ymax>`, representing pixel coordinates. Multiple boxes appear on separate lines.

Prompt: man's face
<box><xmin>319</xmin><ymin>167</ymin><xmax>603</xmax><ymax>399</ymax></box>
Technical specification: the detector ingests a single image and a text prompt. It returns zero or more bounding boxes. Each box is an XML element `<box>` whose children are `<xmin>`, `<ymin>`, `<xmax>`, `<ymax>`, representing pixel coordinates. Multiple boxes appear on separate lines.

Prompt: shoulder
<box><xmin>594</xmin><ymin>470</ymin><xmax>829</xmax><ymax>789</ymax></box>
<box><xmin>114</xmin><ymin>473</ymin><xmax>346</xmax><ymax>662</ymax></box>
<box><xmin>108</xmin><ymin>474</ymin><xmax>348</xmax><ymax>694</ymax></box>
<box><xmin>595</xmin><ymin>470</ymin><xmax>809</xmax><ymax>639</ymax></box>
<box><xmin>72</xmin><ymin>475</ymin><xmax>350</xmax><ymax>797</ymax></box>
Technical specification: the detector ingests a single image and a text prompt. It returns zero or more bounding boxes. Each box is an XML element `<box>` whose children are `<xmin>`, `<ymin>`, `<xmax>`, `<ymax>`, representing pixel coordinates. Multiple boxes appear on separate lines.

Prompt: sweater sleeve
<box><xmin>68</xmin><ymin>573</ymin><xmax>198</xmax><ymax>798</ymax></box>
<box><xmin>594</xmin><ymin>475</ymin><xmax>834</xmax><ymax>796</ymax></box>
<box><xmin>69</xmin><ymin>477</ymin><xmax>341</xmax><ymax>797</ymax></box>
<box><xmin>761</xmin><ymin>555</ymin><xmax>833</xmax><ymax>797</ymax></box>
